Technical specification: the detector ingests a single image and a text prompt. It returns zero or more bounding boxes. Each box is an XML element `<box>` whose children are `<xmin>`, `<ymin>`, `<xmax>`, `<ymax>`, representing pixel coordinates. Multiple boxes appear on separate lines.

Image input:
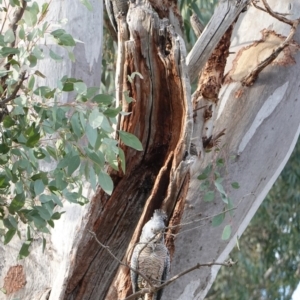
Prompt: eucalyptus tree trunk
<box><xmin>1</xmin><ymin>0</ymin><xmax>300</xmax><ymax>300</ymax></box>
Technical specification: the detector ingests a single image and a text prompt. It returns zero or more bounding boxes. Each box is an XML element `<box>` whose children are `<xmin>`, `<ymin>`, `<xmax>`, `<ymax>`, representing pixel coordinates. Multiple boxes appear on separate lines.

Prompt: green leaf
<box><xmin>51</xmin><ymin>193</ymin><xmax>63</xmax><ymax>207</ymax></box>
<box><xmin>67</xmin><ymin>155</ymin><xmax>80</xmax><ymax>176</ymax></box>
<box><xmin>51</xmin><ymin>211</ymin><xmax>64</xmax><ymax>220</ymax></box>
<box><xmin>0</xmin><ymin>144</ymin><xmax>10</xmax><ymax>154</ymax></box>
<box><xmin>214</xmin><ymin>180</ymin><xmax>226</xmax><ymax>196</ymax></box>
<box><xmin>9</xmin><ymin>193</ymin><xmax>25</xmax><ymax>214</ymax></box>
<box><xmin>212</xmin><ymin>213</ymin><xmax>225</xmax><ymax>227</ymax></box>
<box><xmin>28</xmin><ymin>75</ymin><xmax>35</xmax><ymax>90</ymax></box>
<box><xmin>222</xmin><ymin>224</ymin><xmax>232</xmax><ymax>240</ymax></box>
<box><xmin>216</xmin><ymin>158</ymin><xmax>224</xmax><ymax>167</ymax></box>
<box><xmin>80</xmin><ymin>0</ymin><xmax>93</xmax><ymax>10</ymax></box>
<box><xmin>33</xmin><ymin>149</ymin><xmax>46</xmax><ymax>159</ymax></box>
<box><xmin>46</xmin><ymin>145</ymin><xmax>57</xmax><ymax>159</ymax></box>
<box><xmin>231</xmin><ymin>182</ymin><xmax>240</xmax><ymax>189</ymax></box>
<box><xmin>85</xmin><ymin>123</ymin><xmax>97</xmax><ymax>147</ymax></box>
<box><xmin>85</xmin><ymin>148</ymin><xmax>105</xmax><ymax>167</ymax></box>
<box><xmin>32</xmin><ymin>46</ymin><xmax>44</xmax><ymax>59</ymax></box>
<box><xmin>89</xmin><ymin>166</ymin><xmax>97</xmax><ymax>191</ymax></box>
<box><xmin>197</xmin><ymin>164</ymin><xmax>212</xmax><ymax>180</ymax></box>
<box><xmin>89</xmin><ymin>108</ymin><xmax>104</xmax><ymax>129</ymax></box>
<box><xmin>4</xmin><ymin>28</ymin><xmax>15</xmax><ymax>43</ymax></box>
<box><xmin>3</xmin><ymin>115</ymin><xmax>15</xmax><ymax>128</ymax></box>
<box><xmin>0</xmin><ymin>47</ymin><xmax>19</xmax><ymax>57</ymax></box>
<box><xmin>34</xmin><ymin>86</ymin><xmax>55</xmax><ymax>99</ymax></box>
<box><xmin>70</xmin><ymin>113</ymin><xmax>82</xmax><ymax>138</ymax></box>
<box><xmin>98</xmin><ymin>171</ymin><xmax>113</xmax><ymax>195</ymax></box>
<box><xmin>63</xmin><ymin>191</ymin><xmax>79</xmax><ymax>203</ymax></box>
<box><xmin>221</xmin><ymin>193</ymin><xmax>229</xmax><ymax>204</ymax></box>
<box><xmin>199</xmin><ymin>180</ymin><xmax>210</xmax><ymax>191</ymax></box>
<box><xmin>51</xmin><ymin>29</ymin><xmax>76</xmax><ymax>46</ymax></box>
<box><xmin>18</xmin><ymin>240</ymin><xmax>32</xmax><ymax>259</ymax></box>
<box><xmin>39</xmin><ymin>194</ymin><xmax>52</xmax><ymax>203</ymax></box>
<box><xmin>31</xmin><ymin>214</ymin><xmax>47</xmax><ymax>228</ymax></box>
<box><xmin>92</xmin><ymin>94</ymin><xmax>113</xmax><ymax>105</ymax></box>
<box><xmin>23</xmin><ymin>9</ymin><xmax>37</xmax><ymax>26</ymax></box>
<box><xmin>19</xmin><ymin>27</ymin><xmax>25</xmax><ymax>40</ymax></box>
<box><xmin>104</xmin><ymin>106</ymin><xmax>121</xmax><ymax>118</ymax></box>
<box><xmin>49</xmin><ymin>49</ymin><xmax>63</xmax><ymax>61</ymax></box>
<box><xmin>4</xmin><ymin>229</ymin><xmax>16</xmax><ymax>245</ymax></box>
<box><xmin>119</xmin><ymin>130</ymin><xmax>143</xmax><ymax>151</ymax></box>
<box><xmin>34</xmin><ymin>179</ymin><xmax>44</xmax><ymax>195</ymax></box>
<box><xmin>26</xmin><ymin>132</ymin><xmax>40</xmax><ymax>148</ymax></box>
<box><xmin>204</xmin><ymin>191</ymin><xmax>215</xmax><ymax>202</ymax></box>
<box><xmin>74</xmin><ymin>82</ymin><xmax>87</xmax><ymax>95</ymax></box>
<box><xmin>123</xmin><ymin>90</ymin><xmax>135</xmax><ymax>103</ymax></box>
<box><xmin>35</xmin><ymin>206</ymin><xmax>51</xmax><ymax>220</ymax></box>
<box><xmin>57</xmin><ymin>153</ymin><xmax>72</xmax><ymax>169</ymax></box>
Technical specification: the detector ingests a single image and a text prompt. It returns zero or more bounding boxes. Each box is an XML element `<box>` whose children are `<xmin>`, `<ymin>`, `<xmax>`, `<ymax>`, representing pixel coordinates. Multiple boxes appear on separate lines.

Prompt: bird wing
<box><xmin>156</xmin><ymin>248</ymin><xmax>170</xmax><ymax>300</ymax></box>
<box><xmin>130</xmin><ymin>244</ymin><xmax>141</xmax><ymax>293</ymax></box>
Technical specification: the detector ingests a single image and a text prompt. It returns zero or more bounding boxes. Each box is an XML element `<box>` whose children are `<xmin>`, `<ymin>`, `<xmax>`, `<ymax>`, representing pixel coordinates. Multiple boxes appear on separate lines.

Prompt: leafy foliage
<box><xmin>206</xmin><ymin>140</ymin><xmax>300</xmax><ymax>300</ymax></box>
<box><xmin>0</xmin><ymin>0</ymin><xmax>142</xmax><ymax>257</ymax></box>
<box><xmin>197</xmin><ymin>148</ymin><xmax>239</xmax><ymax>241</ymax></box>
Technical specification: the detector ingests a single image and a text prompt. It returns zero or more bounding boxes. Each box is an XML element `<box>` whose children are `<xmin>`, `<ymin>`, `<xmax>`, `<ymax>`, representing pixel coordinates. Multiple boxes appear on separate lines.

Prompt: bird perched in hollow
<box><xmin>131</xmin><ymin>210</ymin><xmax>170</xmax><ymax>300</ymax></box>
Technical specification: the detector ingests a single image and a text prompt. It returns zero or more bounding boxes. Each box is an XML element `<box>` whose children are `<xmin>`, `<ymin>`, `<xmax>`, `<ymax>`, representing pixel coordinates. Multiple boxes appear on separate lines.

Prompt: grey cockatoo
<box><xmin>131</xmin><ymin>210</ymin><xmax>170</xmax><ymax>300</ymax></box>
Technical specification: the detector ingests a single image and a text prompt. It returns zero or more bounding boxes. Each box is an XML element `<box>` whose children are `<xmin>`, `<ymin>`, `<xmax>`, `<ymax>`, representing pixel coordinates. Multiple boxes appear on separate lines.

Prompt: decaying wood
<box><xmin>104</xmin><ymin>1</ymin><xmax>193</xmax><ymax>298</ymax></box>
<box><xmin>187</xmin><ymin>0</ymin><xmax>249</xmax><ymax>82</ymax></box>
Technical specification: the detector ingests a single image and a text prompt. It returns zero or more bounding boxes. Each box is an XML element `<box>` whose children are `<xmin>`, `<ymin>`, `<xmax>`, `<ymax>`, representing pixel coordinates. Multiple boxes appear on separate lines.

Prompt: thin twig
<box><xmin>88</xmin><ymin>230</ymin><xmax>154</xmax><ymax>289</ymax></box>
<box><xmin>193</xmin><ymin>104</ymin><xmax>207</xmax><ymax>112</ymax></box>
<box><xmin>1</xmin><ymin>1</ymin><xmax>27</xmax><ymax>90</ymax></box>
<box><xmin>260</xmin><ymin>0</ymin><xmax>296</xmax><ymax>26</ymax></box>
<box><xmin>251</xmin><ymin>0</ymin><xmax>291</xmax><ymax>18</ymax></box>
<box><xmin>167</xmin><ymin>192</ymin><xmax>255</xmax><ymax>230</ymax></box>
<box><xmin>9</xmin><ymin>0</ymin><xmax>27</xmax><ymax>38</ymax></box>
<box><xmin>123</xmin><ymin>260</ymin><xmax>236</xmax><ymax>300</ymax></box>
<box><xmin>242</xmin><ymin>19</ymin><xmax>300</xmax><ymax>86</ymax></box>
<box><xmin>0</xmin><ymin>71</ymin><xmax>26</xmax><ymax>105</ymax></box>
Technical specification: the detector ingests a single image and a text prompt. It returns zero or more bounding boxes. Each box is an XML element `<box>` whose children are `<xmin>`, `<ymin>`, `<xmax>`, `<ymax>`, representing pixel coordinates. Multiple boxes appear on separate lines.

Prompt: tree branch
<box><xmin>260</xmin><ymin>0</ymin><xmax>295</xmax><ymax>26</ymax></box>
<box><xmin>88</xmin><ymin>230</ymin><xmax>154</xmax><ymax>289</ymax></box>
<box><xmin>0</xmin><ymin>71</ymin><xmax>26</xmax><ymax>106</ymax></box>
<box><xmin>186</xmin><ymin>0</ymin><xmax>248</xmax><ymax>82</ymax></box>
<box><xmin>123</xmin><ymin>260</ymin><xmax>236</xmax><ymax>300</ymax></box>
<box><xmin>1</xmin><ymin>1</ymin><xmax>27</xmax><ymax>92</ymax></box>
<box><xmin>241</xmin><ymin>19</ymin><xmax>300</xmax><ymax>86</ymax></box>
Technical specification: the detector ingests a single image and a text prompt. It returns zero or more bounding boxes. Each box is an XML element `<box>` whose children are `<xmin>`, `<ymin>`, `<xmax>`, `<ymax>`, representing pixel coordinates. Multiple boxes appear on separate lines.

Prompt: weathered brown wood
<box><xmin>65</xmin><ymin>1</ymin><xmax>192</xmax><ymax>299</ymax></box>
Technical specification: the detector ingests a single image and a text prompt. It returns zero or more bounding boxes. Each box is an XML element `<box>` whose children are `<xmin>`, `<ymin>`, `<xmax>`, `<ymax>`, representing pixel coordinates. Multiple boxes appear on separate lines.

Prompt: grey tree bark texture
<box><xmin>1</xmin><ymin>0</ymin><xmax>300</xmax><ymax>300</ymax></box>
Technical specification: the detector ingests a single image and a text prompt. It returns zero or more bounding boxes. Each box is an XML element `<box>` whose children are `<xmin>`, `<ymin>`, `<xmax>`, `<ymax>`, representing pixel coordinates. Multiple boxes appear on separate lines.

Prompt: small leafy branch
<box><xmin>197</xmin><ymin>146</ymin><xmax>240</xmax><ymax>240</ymax></box>
<box><xmin>0</xmin><ymin>0</ymin><xmax>142</xmax><ymax>258</ymax></box>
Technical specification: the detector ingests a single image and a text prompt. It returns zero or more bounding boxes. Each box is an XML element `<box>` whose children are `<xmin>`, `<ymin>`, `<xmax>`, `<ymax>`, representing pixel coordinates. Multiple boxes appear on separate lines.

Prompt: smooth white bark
<box><xmin>163</xmin><ymin>1</ymin><xmax>300</xmax><ymax>299</ymax></box>
<box><xmin>0</xmin><ymin>1</ymin><xmax>102</xmax><ymax>299</ymax></box>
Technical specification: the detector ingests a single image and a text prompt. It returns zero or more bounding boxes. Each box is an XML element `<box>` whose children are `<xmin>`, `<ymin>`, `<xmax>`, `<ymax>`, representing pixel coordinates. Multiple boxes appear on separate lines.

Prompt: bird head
<box><xmin>140</xmin><ymin>210</ymin><xmax>167</xmax><ymax>243</ymax></box>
